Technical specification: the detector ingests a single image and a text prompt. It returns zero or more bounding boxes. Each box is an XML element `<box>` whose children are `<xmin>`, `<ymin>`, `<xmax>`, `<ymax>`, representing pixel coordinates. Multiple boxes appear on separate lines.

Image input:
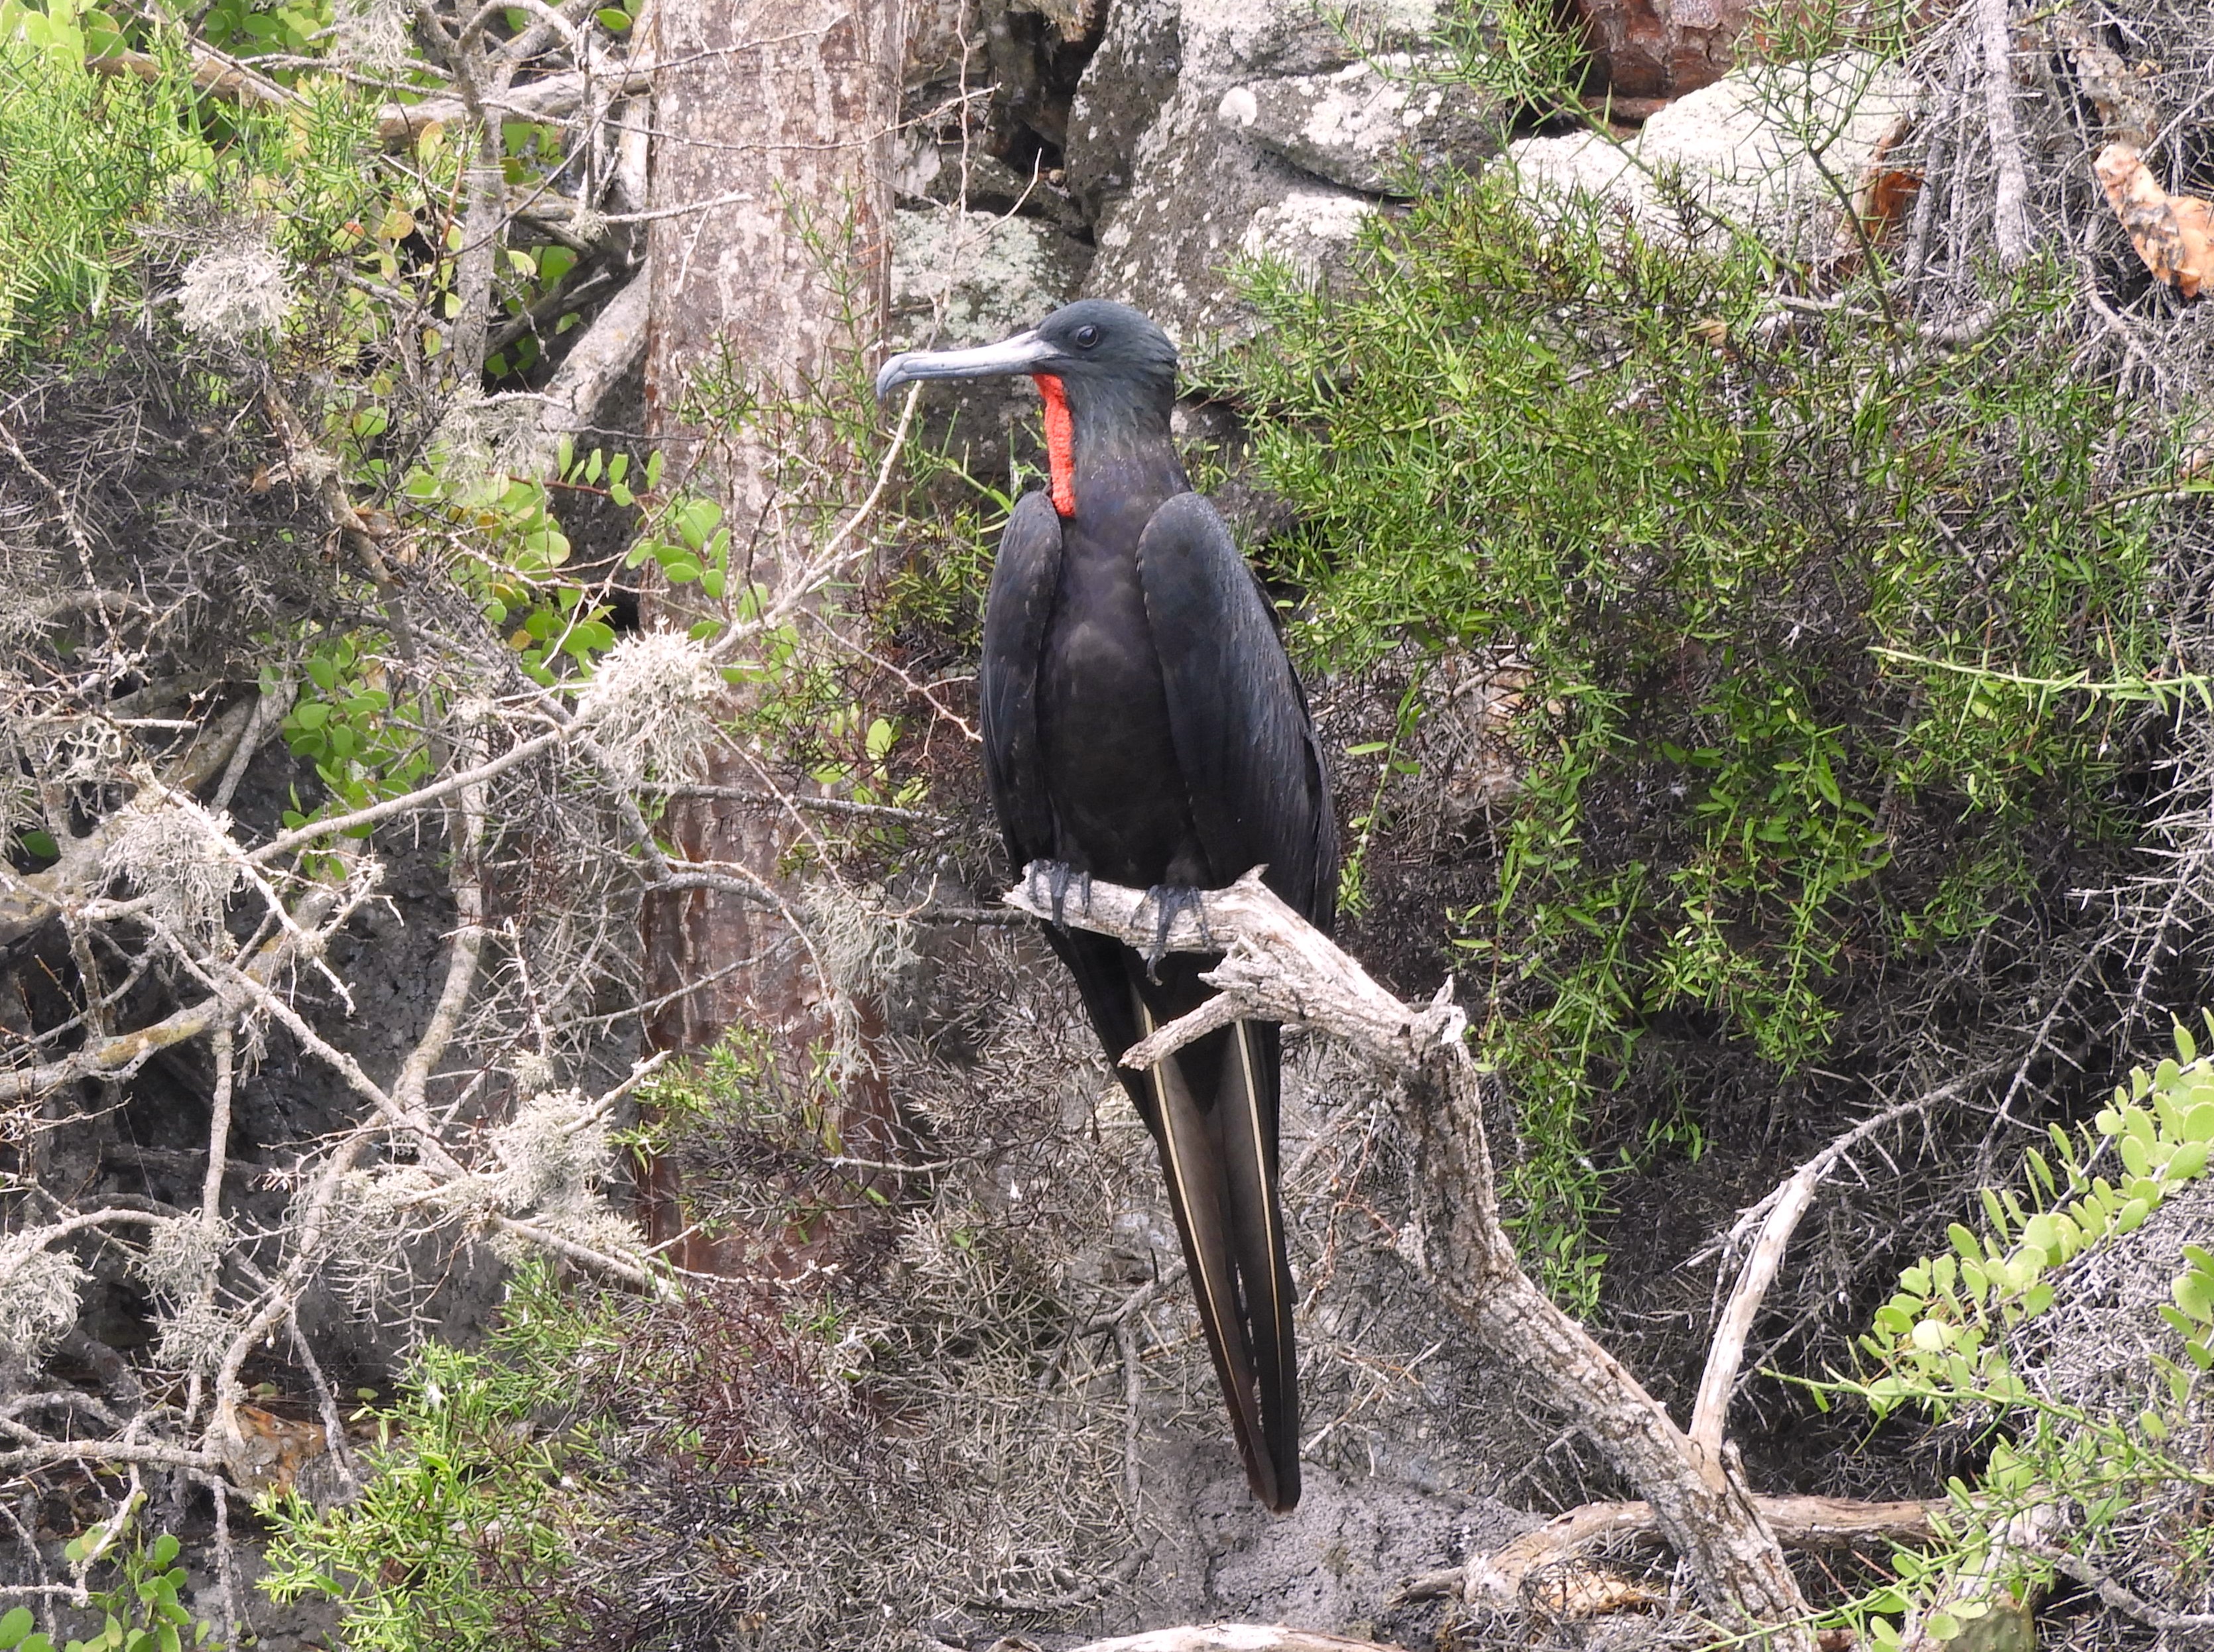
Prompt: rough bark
<box><xmin>1565</xmin><ymin>0</ymin><xmax>1766</xmax><ymax>107</ymax></box>
<box><xmin>637</xmin><ymin>0</ymin><xmax>903</xmax><ymax>1264</ymax></box>
<box><xmin>1008</xmin><ymin>868</ymin><xmax>1817</xmax><ymax>1645</ymax></box>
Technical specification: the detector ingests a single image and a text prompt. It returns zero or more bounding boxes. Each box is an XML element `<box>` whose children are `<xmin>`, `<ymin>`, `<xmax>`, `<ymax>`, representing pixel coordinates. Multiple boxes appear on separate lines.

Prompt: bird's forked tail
<box><xmin>1137</xmin><ymin>998</ymin><xmax>1301</xmax><ymax>1512</ymax></box>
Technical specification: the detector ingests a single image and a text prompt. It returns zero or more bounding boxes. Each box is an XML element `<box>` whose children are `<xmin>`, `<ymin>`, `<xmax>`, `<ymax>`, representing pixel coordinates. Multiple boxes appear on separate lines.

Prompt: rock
<box><xmin>983</xmin><ymin>0</ymin><xmax>1109</xmax><ymax>160</ymax></box>
<box><xmin>1085</xmin><ymin>106</ymin><xmax>1377</xmax><ymax>345</ymax></box>
<box><xmin>895</xmin><ymin>143</ymin><xmax>1089</xmax><ymax>231</ymax></box>
<box><xmin>891</xmin><ymin>206</ymin><xmax>1089</xmax><ymax>349</ymax></box>
<box><xmin>1070</xmin><ymin>0</ymin><xmax>1460</xmax><ymax>344</ymax></box>
<box><xmin>904</xmin><ymin>0</ymin><xmax>985</xmax><ymax>93</ymax></box>
<box><xmin>1062</xmin><ymin>0</ymin><xmax>1182</xmax><ymax>218</ymax></box>
<box><xmin>1216</xmin><ymin>57</ymin><xmax>1501</xmax><ymax>196</ymax></box>
<box><xmin>890</xmin><ymin>206</ymin><xmax>1089</xmax><ymax>475</ymax></box>
<box><xmin>1505</xmin><ymin>52</ymin><xmax>1918</xmax><ymax>258</ymax></box>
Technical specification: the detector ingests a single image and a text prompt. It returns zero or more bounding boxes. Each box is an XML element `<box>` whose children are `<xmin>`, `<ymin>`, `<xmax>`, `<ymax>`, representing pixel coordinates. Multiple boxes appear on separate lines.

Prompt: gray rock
<box><xmin>904</xmin><ymin>0</ymin><xmax>985</xmax><ymax>93</ymax></box>
<box><xmin>891</xmin><ymin>206</ymin><xmax>1089</xmax><ymax>476</ymax></box>
<box><xmin>896</xmin><ymin>141</ymin><xmax>1089</xmax><ymax>230</ymax></box>
<box><xmin>892</xmin><ymin>206</ymin><xmax>1089</xmax><ymax>348</ymax></box>
<box><xmin>1063</xmin><ymin>0</ymin><xmax>1183</xmax><ymax>218</ymax></box>
<box><xmin>1084</xmin><ymin>99</ymin><xmax>1376</xmax><ymax>345</ymax></box>
<box><xmin>1216</xmin><ymin>56</ymin><xmax>1501</xmax><ymax>196</ymax></box>
<box><xmin>1070</xmin><ymin>0</ymin><xmax>1455</xmax><ymax>344</ymax></box>
<box><xmin>1505</xmin><ymin>51</ymin><xmax>1918</xmax><ymax>258</ymax></box>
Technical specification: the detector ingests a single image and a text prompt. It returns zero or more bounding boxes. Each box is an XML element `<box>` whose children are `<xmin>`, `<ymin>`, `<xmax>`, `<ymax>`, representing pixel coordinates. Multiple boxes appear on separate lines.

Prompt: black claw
<box><xmin>1050</xmin><ymin>859</ymin><xmax>1075</xmax><ymax>930</ymax></box>
<box><xmin>1029</xmin><ymin>859</ymin><xmax>1083</xmax><ymax>931</ymax></box>
<box><xmin>1142</xmin><ymin>884</ymin><xmax>1205</xmax><ymax>980</ymax></box>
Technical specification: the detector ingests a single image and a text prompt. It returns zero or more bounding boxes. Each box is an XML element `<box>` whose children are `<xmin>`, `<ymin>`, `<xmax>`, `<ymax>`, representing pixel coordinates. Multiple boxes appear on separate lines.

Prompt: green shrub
<box><xmin>1810</xmin><ymin>1020</ymin><xmax>2214</xmax><ymax>1651</ymax></box>
<box><xmin>1219</xmin><ymin>172</ymin><xmax>2170</xmax><ymax>1301</ymax></box>
<box><xmin>260</xmin><ymin>1266</ymin><xmax>617</xmax><ymax>1652</ymax></box>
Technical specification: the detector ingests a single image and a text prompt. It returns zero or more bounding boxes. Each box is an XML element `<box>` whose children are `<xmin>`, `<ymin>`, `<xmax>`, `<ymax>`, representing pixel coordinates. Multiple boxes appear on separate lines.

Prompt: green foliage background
<box><xmin>1212</xmin><ymin>174</ymin><xmax>2169</xmax><ymax>1301</ymax></box>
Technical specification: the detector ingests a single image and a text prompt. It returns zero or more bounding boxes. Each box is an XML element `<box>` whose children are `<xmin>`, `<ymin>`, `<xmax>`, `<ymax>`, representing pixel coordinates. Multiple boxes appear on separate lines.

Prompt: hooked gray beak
<box><xmin>875</xmin><ymin>330</ymin><xmax>1056</xmax><ymax>399</ymax></box>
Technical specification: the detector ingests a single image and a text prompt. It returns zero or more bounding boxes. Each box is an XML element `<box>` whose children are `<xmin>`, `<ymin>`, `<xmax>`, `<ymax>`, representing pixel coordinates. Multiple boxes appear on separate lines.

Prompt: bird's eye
<box><xmin>1073</xmin><ymin>324</ymin><xmax>1101</xmax><ymax>349</ymax></box>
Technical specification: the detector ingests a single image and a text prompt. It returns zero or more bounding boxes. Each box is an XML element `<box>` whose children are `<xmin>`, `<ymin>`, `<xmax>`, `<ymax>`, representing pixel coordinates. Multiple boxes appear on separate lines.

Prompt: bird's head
<box><xmin>875</xmin><ymin>300</ymin><xmax>1178</xmax><ymax>402</ymax></box>
<box><xmin>875</xmin><ymin>301</ymin><xmax>1178</xmax><ymax>517</ymax></box>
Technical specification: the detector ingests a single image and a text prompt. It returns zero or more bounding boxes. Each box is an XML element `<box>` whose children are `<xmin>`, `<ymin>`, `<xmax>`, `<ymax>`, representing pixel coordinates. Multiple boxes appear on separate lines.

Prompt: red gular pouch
<box><xmin>1032</xmin><ymin>373</ymin><xmax>1076</xmax><ymax>516</ymax></box>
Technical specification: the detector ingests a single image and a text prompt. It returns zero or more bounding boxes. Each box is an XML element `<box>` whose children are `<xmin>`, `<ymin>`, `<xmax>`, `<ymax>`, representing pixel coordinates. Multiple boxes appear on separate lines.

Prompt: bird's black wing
<box><xmin>979</xmin><ymin>491</ymin><xmax>1153</xmax><ymax>1122</ymax></box>
<box><xmin>979</xmin><ymin>488</ymin><xmax>1065</xmax><ymax>870</ymax></box>
<box><xmin>1135</xmin><ymin>493</ymin><xmax>1337</xmax><ymax>926</ymax></box>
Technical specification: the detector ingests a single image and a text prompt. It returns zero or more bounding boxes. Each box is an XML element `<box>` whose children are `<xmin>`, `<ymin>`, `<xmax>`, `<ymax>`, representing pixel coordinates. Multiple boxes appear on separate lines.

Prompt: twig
<box><xmin>644</xmin><ymin>782</ymin><xmax>944</xmax><ymax>825</ymax></box>
<box><xmin>1688</xmin><ymin>1157</ymin><xmax>1825</xmax><ymax>1467</ymax></box>
<box><xmin>1975</xmin><ymin>0</ymin><xmax>2032</xmax><ymax>266</ymax></box>
<box><xmin>2029</xmin><ymin>1545</ymin><xmax>2214</xmax><ymax>1636</ymax></box>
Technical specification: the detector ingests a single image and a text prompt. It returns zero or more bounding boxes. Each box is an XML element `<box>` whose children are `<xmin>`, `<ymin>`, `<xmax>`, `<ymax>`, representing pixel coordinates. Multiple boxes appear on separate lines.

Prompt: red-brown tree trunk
<box><xmin>638</xmin><ymin>0</ymin><xmax>903</xmax><ymax>1269</ymax></box>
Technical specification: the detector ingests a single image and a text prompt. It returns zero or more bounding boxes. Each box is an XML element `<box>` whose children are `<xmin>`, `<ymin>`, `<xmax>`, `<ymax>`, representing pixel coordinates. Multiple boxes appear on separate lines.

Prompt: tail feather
<box><xmin>1217</xmin><ymin>1018</ymin><xmax>1300</xmax><ymax>1509</ymax></box>
<box><xmin>1136</xmin><ymin>993</ymin><xmax>1300</xmax><ymax>1513</ymax></box>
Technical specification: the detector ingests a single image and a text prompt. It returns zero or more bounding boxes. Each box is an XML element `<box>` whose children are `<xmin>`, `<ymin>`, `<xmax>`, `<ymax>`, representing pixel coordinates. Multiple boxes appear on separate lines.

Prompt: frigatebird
<box><xmin>878</xmin><ymin>300</ymin><xmax>1337</xmax><ymax>1513</ymax></box>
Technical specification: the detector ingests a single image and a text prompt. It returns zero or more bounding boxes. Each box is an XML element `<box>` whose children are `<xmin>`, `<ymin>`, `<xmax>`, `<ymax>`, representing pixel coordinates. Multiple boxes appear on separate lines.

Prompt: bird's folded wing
<box><xmin>1133</xmin><ymin>492</ymin><xmax>1337</xmax><ymax>928</ymax></box>
<box><xmin>980</xmin><ymin>488</ymin><xmax>1066</xmax><ymax>868</ymax></box>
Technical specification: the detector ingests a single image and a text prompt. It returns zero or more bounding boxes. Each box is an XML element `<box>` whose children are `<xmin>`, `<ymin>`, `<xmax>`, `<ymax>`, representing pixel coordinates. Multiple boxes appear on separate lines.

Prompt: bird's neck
<box><xmin>1032</xmin><ymin>374</ymin><xmax>1183</xmax><ymax>520</ymax></box>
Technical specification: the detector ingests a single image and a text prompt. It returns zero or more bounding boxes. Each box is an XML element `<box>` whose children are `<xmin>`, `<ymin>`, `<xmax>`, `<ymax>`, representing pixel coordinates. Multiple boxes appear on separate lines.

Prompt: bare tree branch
<box><xmin>1003</xmin><ymin>865</ymin><xmax>1815</xmax><ymax>1643</ymax></box>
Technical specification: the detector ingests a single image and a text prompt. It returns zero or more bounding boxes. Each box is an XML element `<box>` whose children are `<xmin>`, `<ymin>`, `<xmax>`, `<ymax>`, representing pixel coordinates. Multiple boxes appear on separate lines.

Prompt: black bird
<box><xmin>878</xmin><ymin>300</ymin><xmax>1337</xmax><ymax>1513</ymax></box>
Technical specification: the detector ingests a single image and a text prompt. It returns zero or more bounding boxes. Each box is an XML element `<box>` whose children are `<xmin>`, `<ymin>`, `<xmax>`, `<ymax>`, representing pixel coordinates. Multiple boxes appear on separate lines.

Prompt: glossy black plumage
<box><xmin>878</xmin><ymin>300</ymin><xmax>1337</xmax><ymax>1513</ymax></box>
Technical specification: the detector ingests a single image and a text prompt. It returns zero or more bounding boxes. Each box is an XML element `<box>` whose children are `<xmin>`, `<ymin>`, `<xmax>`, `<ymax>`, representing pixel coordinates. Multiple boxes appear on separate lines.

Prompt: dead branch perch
<box><xmin>1449</xmin><ymin>1494</ymin><xmax>1939</xmax><ymax>1605</ymax></box>
<box><xmin>377</xmin><ymin>66</ymin><xmax>652</xmax><ymax>144</ymax></box>
<box><xmin>1686</xmin><ymin>1070</ymin><xmax>2000</xmax><ymax>1458</ymax></box>
<box><xmin>1058</xmin><ymin>1629</ymin><xmax>1384</xmax><ymax>1652</ymax></box>
<box><xmin>1003</xmin><ymin>866</ymin><xmax>1814</xmax><ymax>1645</ymax></box>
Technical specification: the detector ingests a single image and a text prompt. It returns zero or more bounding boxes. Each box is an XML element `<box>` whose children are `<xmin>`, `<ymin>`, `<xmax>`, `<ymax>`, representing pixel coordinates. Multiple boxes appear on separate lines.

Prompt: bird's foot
<box><xmin>1140</xmin><ymin>884</ymin><xmax>1211</xmax><ymax>979</ymax></box>
<box><xmin>1028</xmin><ymin>860</ymin><xmax>1091</xmax><ymax>931</ymax></box>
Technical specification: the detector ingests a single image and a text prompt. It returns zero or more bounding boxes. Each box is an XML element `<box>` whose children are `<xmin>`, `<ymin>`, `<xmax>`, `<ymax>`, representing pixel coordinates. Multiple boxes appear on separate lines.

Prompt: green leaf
<box><xmin>1926</xmin><ymin>1612</ymin><xmax>1961</xmax><ymax>1641</ymax></box>
<box><xmin>2176</xmin><ymin>1270</ymin><xmax>2214</xmax><ymax>1322</ymax></box>
<box><xmin>2168</xmin><ymin>1140</ymin><xmax>2210</xmax><ymax>1181</ymax></box>
<box><xmin>1</xmin><ymin>1607</ymin><xmax>34</xmax><ymax>1649</ymax></box>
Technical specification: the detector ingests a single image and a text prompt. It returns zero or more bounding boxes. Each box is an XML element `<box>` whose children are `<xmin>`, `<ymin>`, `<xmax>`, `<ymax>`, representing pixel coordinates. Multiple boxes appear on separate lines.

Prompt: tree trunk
<box><xmin>638</xmin><ymin>0</ymin><xmax>903</xmax><ymax>1266</ymax></box>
